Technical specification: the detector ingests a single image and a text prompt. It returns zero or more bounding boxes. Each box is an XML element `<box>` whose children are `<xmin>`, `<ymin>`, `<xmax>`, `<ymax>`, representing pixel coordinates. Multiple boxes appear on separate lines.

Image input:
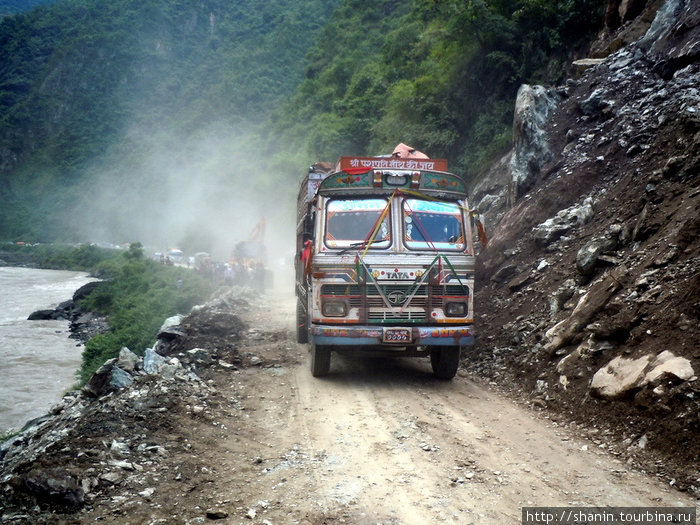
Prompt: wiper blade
<box><xmin>338</xmin><ymin>239</ymin><xmax>380</xmax><ymax>255</ymax></box>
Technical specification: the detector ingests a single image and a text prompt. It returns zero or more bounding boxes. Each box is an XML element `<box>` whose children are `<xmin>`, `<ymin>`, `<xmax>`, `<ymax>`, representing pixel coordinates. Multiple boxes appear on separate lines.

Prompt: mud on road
<box><xmin>18</xmin><ymin>290</ymin><xmax>696</xmax><ymax>524</ymax></box>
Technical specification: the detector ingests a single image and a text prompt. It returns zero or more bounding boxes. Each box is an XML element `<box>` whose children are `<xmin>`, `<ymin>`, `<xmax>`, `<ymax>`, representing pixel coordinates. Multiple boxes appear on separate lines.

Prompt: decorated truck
<box><xmin>295</xmin><ymin>155</ymin><xmax>476</xmax><ymax>379</ymax></box>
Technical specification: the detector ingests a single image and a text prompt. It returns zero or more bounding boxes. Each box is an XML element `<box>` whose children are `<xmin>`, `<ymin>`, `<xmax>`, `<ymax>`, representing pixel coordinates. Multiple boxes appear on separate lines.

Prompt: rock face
<box><xmin>467</xmin><ymin>0</ymin><xmax>700</xmax><ymax>494</ymax></box>
<box><xmin>470</xmin><ymin>152</ymin><xmax>512</xmax><ymax>233</ymax></box>
<box><xmin>510</xmin><ymin>84</ymin><xmax>561</xmax><ymax>204</ymax></box>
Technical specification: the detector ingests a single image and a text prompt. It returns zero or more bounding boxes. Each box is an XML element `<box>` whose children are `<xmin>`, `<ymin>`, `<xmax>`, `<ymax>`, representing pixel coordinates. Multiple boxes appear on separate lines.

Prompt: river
<box><xmin>0</xmin><ymin>266</ymin><xmax>97</xmax><ymax>434</ymax></box>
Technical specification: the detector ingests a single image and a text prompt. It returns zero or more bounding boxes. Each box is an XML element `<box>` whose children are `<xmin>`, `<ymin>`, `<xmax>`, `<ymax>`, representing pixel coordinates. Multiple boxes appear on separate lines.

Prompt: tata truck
<box><xmin>295</xmin><ymin>156</ymin><xmax>475</xmax><ymax>379</ymax></box>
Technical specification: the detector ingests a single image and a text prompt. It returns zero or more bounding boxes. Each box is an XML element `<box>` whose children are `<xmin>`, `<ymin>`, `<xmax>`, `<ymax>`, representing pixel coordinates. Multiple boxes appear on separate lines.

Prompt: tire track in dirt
<box><xmin>254</xmin><ymin>337</ymin><xmax>694</xmax><ymax>524</ymax></box>
<box><xmin>180</xmin><ymin>292</ymin><xmax>695</xmax><ymax>525</ymax></box>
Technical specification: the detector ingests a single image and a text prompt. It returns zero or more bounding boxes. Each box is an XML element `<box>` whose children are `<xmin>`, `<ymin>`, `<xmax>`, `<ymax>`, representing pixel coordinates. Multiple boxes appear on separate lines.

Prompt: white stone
<box><xmin>644</xmin><ymin>351</ymin><xmax>695</xmax><ymax>384</ymax></box>
<box><xmin>590</xmin><ymin>355</ymin><xmax>651</xmax><ymax>399</ymax></box>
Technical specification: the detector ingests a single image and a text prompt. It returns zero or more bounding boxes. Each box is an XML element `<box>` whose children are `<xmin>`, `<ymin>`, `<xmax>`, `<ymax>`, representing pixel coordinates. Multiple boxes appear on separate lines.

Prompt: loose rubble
<box><xmin>467</xmin><ymin>0</ymin><xmax>699</xmax><ymax>496</ymax></box>
<box><xmin>0</xmin><ymin>288</ymin><xmax>256</xmax><ymax>523</ymax></box>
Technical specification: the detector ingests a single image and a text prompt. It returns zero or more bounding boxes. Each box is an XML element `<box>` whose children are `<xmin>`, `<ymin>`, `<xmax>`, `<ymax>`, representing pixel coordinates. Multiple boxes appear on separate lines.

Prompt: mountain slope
<box><xmin>468</xmin><ymin>0</ymin><xmax>699</xmax><ymax>494</ymax></box>
<box><xmin>0</xmin><ymin>0</ymin><xmax>606</xmax><ymax>245</ymax></box>
<box><xmin>0</xmin><ymin>0</ymin><xmax>339</xmax><ymax>243</ymax></box>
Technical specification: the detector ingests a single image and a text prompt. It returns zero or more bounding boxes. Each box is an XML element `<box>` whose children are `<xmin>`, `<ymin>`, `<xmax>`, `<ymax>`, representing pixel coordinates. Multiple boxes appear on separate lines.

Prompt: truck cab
<box><xmin>295</xmin><ymin>156</ymin><xmax>475</xmax><ymax>379</ymax></box>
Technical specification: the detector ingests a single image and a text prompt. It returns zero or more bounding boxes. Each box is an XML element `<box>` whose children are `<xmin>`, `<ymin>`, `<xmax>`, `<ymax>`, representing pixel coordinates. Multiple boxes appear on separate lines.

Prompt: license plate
<box><xmin>383</xmin><ymin>327</ymin><xmax>412</xmax><ymax>343</ymax></box>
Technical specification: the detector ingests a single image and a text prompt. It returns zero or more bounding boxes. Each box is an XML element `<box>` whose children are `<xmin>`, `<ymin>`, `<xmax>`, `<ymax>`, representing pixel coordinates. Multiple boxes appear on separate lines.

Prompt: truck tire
<box><xmin>429</xmin><ymin>346</ymin><xmax>460</xmax><ymax>380</ymax></box>
<box><xmin>310</xmin><ymin>343</ymin><xmax>331</xmax><ymax>377</ymax></box>
<box><xmin>296</xmin><ymin>298</ymin><xmax>308</xmax><ymax>344</ymax></box>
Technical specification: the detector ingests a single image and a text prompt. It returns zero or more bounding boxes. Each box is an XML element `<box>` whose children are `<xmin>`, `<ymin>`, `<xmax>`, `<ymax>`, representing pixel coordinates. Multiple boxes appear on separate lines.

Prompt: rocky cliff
<box><xmin>469</xmin><ymin>0</ymin><xmax>698</xmax><ymax>494</ymax></box>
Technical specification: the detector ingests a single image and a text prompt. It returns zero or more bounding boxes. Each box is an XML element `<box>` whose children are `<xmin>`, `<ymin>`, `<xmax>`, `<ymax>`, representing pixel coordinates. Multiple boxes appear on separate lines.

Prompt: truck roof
<box><xmin>320</xmin><ymin>156</ymin><xmax>466</xmax><ymax>199</ymax></box>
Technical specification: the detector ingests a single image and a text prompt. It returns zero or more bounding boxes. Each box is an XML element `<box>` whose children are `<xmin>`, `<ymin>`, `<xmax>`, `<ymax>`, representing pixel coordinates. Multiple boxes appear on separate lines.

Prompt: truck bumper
<box><xmin>310</xmin><ymin>324</ymin><xmax>474</xmax><ymax>347</ymax></box>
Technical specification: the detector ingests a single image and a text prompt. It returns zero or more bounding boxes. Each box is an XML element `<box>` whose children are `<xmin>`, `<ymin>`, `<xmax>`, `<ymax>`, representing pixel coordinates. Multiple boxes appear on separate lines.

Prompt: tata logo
<box><xmin>386</xmin><ymin>272</ymin><xmax>410</xmax><ymax>280</ymax></box>
<box><xmin>387</xmin><ymin>291</ymin><xmax>406</xmax><ymax>305</ymax></box>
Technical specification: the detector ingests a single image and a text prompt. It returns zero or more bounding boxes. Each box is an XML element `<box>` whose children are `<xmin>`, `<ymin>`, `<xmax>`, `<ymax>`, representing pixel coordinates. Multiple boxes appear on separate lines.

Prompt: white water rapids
<box><xmin>0</xmin><ymin>266</ymin><xmax>96</xmax><ymax>434</ymax></box>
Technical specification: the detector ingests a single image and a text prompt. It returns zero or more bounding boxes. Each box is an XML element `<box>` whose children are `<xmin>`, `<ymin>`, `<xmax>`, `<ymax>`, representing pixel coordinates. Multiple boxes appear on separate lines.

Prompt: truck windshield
<box><xmin>325</xmin><ymin>198</ymin><xmax>391</xmax><ymax>249</ymax></box>
<box><xmin>403</xmin><ymin>199</ymin><xmax>465</xmax><ymax>251</ymax></box>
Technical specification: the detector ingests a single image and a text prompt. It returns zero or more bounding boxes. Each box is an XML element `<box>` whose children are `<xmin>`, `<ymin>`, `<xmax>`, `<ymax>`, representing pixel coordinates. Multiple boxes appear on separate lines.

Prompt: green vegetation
<box><xmin>0</xmin><ymin>0</ymin><xmax>606</xmax><ymax>241</ymax></box>
<box><xmin>0</xmin><ymin>242</ymin><xmax>118</xmax><ymax>269</ymax></box>
<box><xmin>76</xmin><ymin>243</ymin><xmax>214</xmax><ymax>382</ymax></box>
<box><xmin>269</xmin><ymin>0</ymin><xmax>605</xmax><ymax>181</ymax></box>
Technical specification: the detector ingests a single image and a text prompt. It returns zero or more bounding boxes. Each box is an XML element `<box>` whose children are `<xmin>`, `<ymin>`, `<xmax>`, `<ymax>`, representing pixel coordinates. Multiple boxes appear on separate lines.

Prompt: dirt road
<box><xmin>75</xmin><ymin>290</ymin><xmax>694</xmax><ymax>524</ymax></box>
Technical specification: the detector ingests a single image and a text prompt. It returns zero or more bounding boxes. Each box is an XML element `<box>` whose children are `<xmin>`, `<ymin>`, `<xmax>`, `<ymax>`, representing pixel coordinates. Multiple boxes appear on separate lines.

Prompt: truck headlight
<box><xmin>322</xmin><ymin>301</ymin><xmax>348</xmax><ymax>317</ymax></box>
<box><xmin>445</xmin><ymin>302</ymin><xmax>467</xmax><ymax>317</ymax></box>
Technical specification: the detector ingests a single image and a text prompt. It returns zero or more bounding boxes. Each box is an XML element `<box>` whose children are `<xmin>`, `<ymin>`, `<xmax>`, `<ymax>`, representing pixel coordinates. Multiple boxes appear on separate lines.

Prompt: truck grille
<box><xmin>321</xmin><ymin>283</ymin><xmax>468</xmax><ymax>322</ymax></box>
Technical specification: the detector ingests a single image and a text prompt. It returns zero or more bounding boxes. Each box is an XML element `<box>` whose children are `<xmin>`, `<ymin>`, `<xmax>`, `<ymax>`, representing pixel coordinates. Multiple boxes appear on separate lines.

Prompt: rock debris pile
<box><xmin>468</xmin><ymin>0</ymin><xmax>699</xmax><ymax>496</ymax></box>
<box><xmin>0</xmin><ymin>289</ymin><xmax>252</xmax><ymax>524</ymax></box>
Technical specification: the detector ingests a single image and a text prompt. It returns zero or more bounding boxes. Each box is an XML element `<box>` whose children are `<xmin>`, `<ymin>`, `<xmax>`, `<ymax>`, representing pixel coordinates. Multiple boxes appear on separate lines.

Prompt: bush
<box><xmin>46</xmin><ymin>243</ymin><xmax>213</xmax><ymax>383</ymax></box>
<box><xmin>77</xmin><ymin>253</ymin><xmax>214</xmax><ymax>382</ymax></box>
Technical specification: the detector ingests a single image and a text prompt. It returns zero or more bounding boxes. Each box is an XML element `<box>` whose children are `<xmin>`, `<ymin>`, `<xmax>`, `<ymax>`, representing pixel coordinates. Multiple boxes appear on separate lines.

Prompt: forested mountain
<box><xmin>0</xmin><ymin>0</ymin><xmax>605</xmax><ymax>249</ymax></box>
<box><xmin>0</xmin><ymin>0</ymin><xmax>50</xmax><ymax>16</ymax></box>
<box><xmin>0</xmin><ymin>0</ymin><xmax>340</xmax><ymax>246</ymax></box>
<box><xmin>269</xmin><ymin>0</ymin><xmax>604</xmax><ymax>176</ymax></box>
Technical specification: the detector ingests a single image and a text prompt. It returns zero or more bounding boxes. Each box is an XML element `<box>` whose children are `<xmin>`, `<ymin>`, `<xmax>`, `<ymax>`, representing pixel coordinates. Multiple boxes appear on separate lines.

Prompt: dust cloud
<box><xmin>64</xmin><ymin>122</ymin><xmax>299</xmax><ymax>273</ymax></box>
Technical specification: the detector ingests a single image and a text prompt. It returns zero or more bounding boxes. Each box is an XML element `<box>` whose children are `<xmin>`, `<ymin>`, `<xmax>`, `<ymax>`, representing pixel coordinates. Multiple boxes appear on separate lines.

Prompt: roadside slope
<box><xmin>467</xmin><ymin>0</ymin><xmax>699</xmax><ymax>494</ymax></box>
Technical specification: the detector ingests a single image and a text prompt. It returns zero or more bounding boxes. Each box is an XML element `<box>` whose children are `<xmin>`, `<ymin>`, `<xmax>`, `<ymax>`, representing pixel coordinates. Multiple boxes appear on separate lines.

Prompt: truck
<box><xmin>295</xmin><ymin>155</ymin><xmax>476</xmax><ymax>379</ymax></box>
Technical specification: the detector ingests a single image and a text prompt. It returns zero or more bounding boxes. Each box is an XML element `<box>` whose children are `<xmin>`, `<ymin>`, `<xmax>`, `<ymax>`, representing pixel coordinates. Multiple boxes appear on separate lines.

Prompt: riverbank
<box><xmin>1</xmin><ymin>243</ymin><xmax>215</xmax><ymax>436</ymax></box>
<box><xmin>0</xmin><ymin>267</ymin><xmax>99</xmax><ymax>434</ymax></box>
<box><xmin>0</xmin><ymin>243</ymin><xmax>115</xmax><ymax>272</ymax></box>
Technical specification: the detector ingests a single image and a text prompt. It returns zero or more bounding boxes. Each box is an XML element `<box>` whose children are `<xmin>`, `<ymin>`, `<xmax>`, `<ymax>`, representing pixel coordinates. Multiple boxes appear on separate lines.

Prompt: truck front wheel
<box><xmin>429</xmin><ymin>346</ymin><xmax>461</xmax><ymax>380</ymax></box>
<box><xmin>310</xmin><ymin>343</ymin><xmax>331</xmax><ymax>377</ymax></box>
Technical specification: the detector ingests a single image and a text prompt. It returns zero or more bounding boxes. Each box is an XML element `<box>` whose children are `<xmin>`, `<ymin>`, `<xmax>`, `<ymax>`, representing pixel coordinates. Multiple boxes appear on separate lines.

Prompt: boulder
<box><xmin>576</xmin><ymin>224</ymin><xmax>624</xmax><ymax>275</ymax></box>
<box><xmin>187</xmin><ymin>348</ymin><xmax>214</xmax><ymax>366</ymax></box>
<box><xmin>14</xmin><ymin>467</ymin><xmax>84</xmax><ymax>507</ymax></box>
<box><xmin>71</xmin><ymin>280</ymin><xmax>101</xmax><ymax>302</ymax></box>
<box><xmin>591</xmin><ymin>351</ymin><xmax>696</xmax><ymax>399</ymax></box>
<box><xmin>550</xmin><ymin>279</ymin><xmax>577</xmax><ymax>314</ymax></box>
<box><xmin>644</xmin><ymin>350</ymin><xmax>695</xmax><ymax>384</ymax></box>
<box><xmin>579</xmin><ymin>88</ymin><xmax>612</xmax><ymax>117</ymax></box>
<box><xmin>638</xmin><ymin>0</ymin><xmax>685</xmax><ymax>52</ymax></box>
<box><xmin>510</xmin><ymin>84</ymin><xmax>561</xmax><ymax>202</ymax></box>
<box><xmin>82</xmin><ymin>360</ymin><xmax>134</xmax><ymax>397</ymax></box>
<box><xmin>157</xmin><ymin>314</ymin><xmax>186</xmax><ymax>340</ymax></box>
<box><xmin>532</xmin><ymin>197</ymin><xmax>594</xmax><ymax>246</ymax></box>
<box><xmin>576</xmin><ymin>237</ymin><xmax>617</xmax><ymax>275</ymax></box>
<box><xmin>490</xmin><ymin>263</ymin><xmax>518</xmax><ymax>284</ymax></box>
<box><xmin>590</xmin><ymin>354</ymin><xmax>652</xmax><ymax>398</ymax></box>
<box><xmin>143</xmin><ymin>348</ymin><xmax>183</xmax><ymax>379</ymax></box>
<box><xmin>544</xmin><ymin>268</ymin><xmax>624</xmax><ymax>353</ymax></box>
<box><xmin>117</xmin><ymin>347</ymin><xmax>140</xmax><ymax>373</ymax></box>
<box><xmin>27</xmin><ymin>309</ymin><xmax>56</xmax><ymax>320</ymax></box>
